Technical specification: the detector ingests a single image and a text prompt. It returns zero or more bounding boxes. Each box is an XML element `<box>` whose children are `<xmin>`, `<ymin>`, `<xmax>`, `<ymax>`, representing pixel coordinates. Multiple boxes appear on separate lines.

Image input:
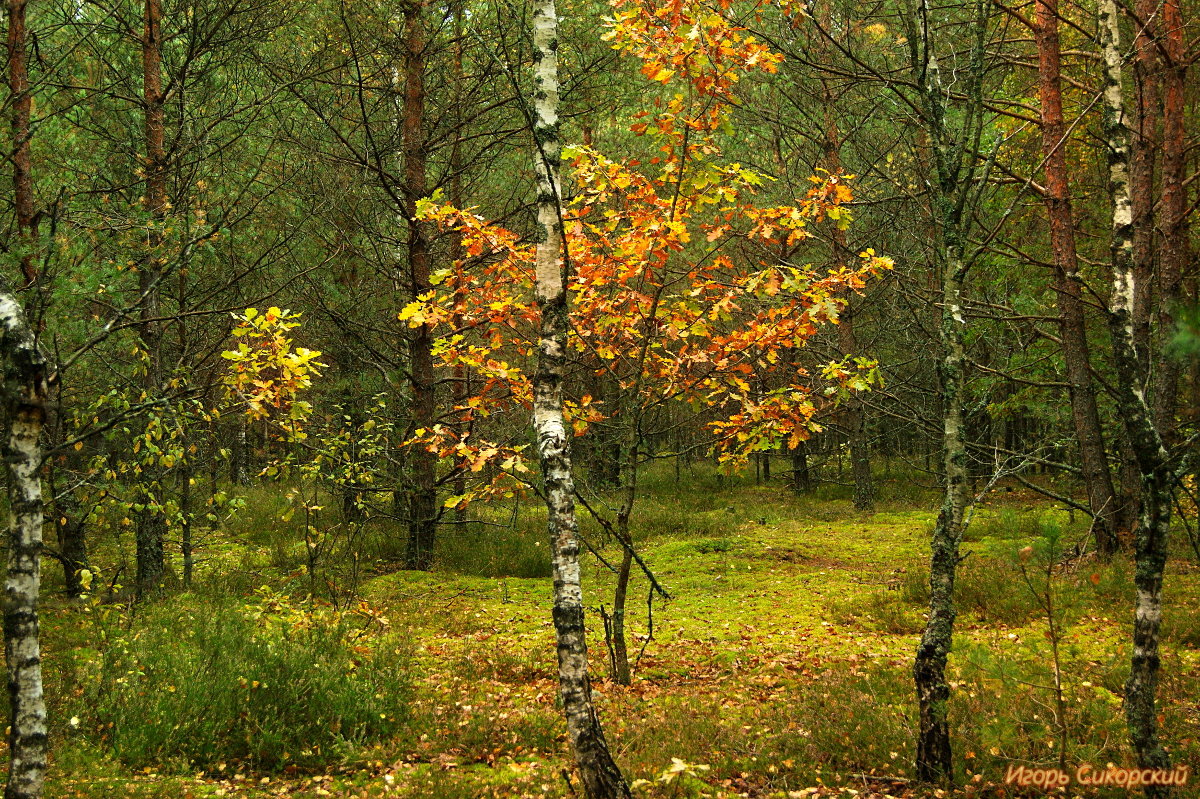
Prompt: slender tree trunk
<box><xmin>1033</xmin><ymin>0</ymin><xmax>1119</xmax><ymax>554</ymax></box>
<box><xmin>610</xmin><ymin>546</ymin><xmax>633</xmax><ymax>686</ymax></box>
<box><xmin>909</xmin><ymin>0</ymin><xmax>984</xmax><ymax>779</ymax></box>
<box><xmin>1097</xmin><ymin>0</ymin><xmax>1172</xmax><ymax>784</ymax></box>
<box><xmin>7</xmin><ymin>0</ymin><xmax>37</xmax><ymax>288</ymax></box>
<box><xmin>1130</xmin><ymin>0</ymin><xmax>1158</xmax><ymax>374</ymax></box>
<box><xmin>837</xmin><ymin>305</ymin><xmax>873</xmax><ymax>510</ymax></box>
<box><xmin>790</xmin><ymin>439</ymin><xmax>812</xmax><ymax>493</ymax></box>
<box><xmin>449</xmin><ymin>0</ymin><xmax>468</xmax><ymax>524</ymax></box>
<box><xmin>0</xmin><ymin>286</ymin><xmax>49</xmax><ymax>799</ymax></box>
<box><xmin>136</xmin><ymin>0</ymin><xmax>167</xmax><ymax>596</ymax></box>
<box><xmin>608</xmin><ymin>443</ymin><xmax>637</xmax><ymax>686</ymax></box>
<box><xmin>179</xmin><ymin>460</ymin><xmax>193</xmax><ymax>587</ymax></box>
<box><xmin>231</xmin><ymin>418</ymin><xmax>250</xmax><ymax>485</ymax></box>
<box><xmin>399</xmin><ymin>2</ymin><xmax>437</xmax><ymax>571</ymax></box>
<box><xmin>55</xmin><ymin>489</ymin><xmax>88</xmax><ymax>599</ymax></box>
<box><xmin>1153</xmin><ymin>0</ymin><xmax>1188</xmax><ymax>440</ymax></box>
<box><xmin>1118</xmin><ymin>0</ymin><xmax>1160</xmax><ymax>540</ymax></box>
<box><xmin>821</xmin><ymin>80</ymin><xmax>873</xmax><ymax>512</ymax></box>
<box><xmin>530</xmin><ymin>1</ymin><xmax>630</xmax><ymax>795</ymax></box>
<box><xmin>914</xmin><ymin>243</ymin><xmax>968</xmax><ymax>783</ymax></box>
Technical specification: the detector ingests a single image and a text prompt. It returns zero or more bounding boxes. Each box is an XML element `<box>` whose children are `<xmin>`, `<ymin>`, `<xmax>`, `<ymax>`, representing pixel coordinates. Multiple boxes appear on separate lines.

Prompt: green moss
<box><xmin>40</xmin><ymin>459</ymin><xmax>1200</xmax><ymax>797</ymax></box>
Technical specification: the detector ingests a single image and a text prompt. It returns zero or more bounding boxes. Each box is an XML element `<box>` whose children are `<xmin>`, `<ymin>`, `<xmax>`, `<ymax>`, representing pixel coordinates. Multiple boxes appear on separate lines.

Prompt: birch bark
<box><xmin>530</xmin><ymin>1</ymin><xmax>630</xmax><ymax>795</ymax></box>
<box><xmin>1097</xmin><ymin>0</ymin><xmax>1173</xmax><ymax>782</ymax></box>
<box><xmin>0</xmin><ymin>285</ymin><xmax>49</xmax><ymax>799</ymax></box>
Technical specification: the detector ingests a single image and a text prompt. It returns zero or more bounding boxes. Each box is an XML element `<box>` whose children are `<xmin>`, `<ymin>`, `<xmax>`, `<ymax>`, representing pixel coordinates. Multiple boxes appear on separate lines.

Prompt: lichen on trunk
<box><xmin>914</xmin><ymin>248</ymin><xmax>968</xmax><ymax>784</ymax></box>
<box><xmin>902</xmin><ymin>0</ymin><xmax>989</xmax><ymax>781</ymax></box>
<box><xmin>529</xmin><ymin>0</ymin><xmax>630</xmax><ymax>795</ymax></box>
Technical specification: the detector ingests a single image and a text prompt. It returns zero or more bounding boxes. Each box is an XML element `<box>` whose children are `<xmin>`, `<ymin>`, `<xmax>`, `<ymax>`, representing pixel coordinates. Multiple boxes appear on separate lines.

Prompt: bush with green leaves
<box><xmin>71</xmin><ymin>591</ymin><xmax>411</xmax><ymax>771</ymax></box>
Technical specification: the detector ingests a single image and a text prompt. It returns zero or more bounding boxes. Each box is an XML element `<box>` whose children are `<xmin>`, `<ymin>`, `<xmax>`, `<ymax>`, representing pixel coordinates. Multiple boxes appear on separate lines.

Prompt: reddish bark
<box><xmin>136</xmin><ymin>0</ymin><xmax>168</xmax><ymax>595</ymax></box>
<box><xmin>1033</xmin><ymin>0</ymin><xmax>1119</xmax><ymax>553</ymax></box>
<box><xmin>1130</xmin><ymin>0</ymin><xmax>1160</xmax><ymax>371</ymax></box>
<box><xmin>1153</xmin><ymin>0</ymin><xmax>1189</xmax><ymax>437</ymax></box>
<box><xmin>449</xmin><ymin>0</ymin><xmax>468</xmax><ymax>519</ymax></box>
<box><xmin>401</xmin><ymin>2</ymin><xmax>438</xmax><ymax>570</ymax></box>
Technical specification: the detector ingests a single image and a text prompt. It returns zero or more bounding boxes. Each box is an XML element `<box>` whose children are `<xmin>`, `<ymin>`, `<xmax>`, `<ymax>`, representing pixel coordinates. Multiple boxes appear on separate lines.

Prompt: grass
<box><xmin>57</xmin><ymin>592</ymin><xmax>412</xmax><ymax>772</ymax></box>
<box><xmin>33</xmin><ymin>463</ymin><xmax>1200</xmax><ymax>798</ymax></box>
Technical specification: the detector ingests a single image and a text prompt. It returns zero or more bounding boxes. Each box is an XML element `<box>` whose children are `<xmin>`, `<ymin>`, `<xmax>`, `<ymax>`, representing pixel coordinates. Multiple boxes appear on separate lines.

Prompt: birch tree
<box><xmin>1097</xmin><ymin>0</ymin><xmax>1173</xmax><ymax>782</ymax></box>
<box><xmin>529</xmin><ymin>0</ymin><xmax>631</xmax><ymax>795</ymax></box>
<box><xmin>0</xmin><ymin>284</ymin><xmax>50</xmax><ymax>799</ymax></box>
<box><xmin>897</xmin><ymin>0</ymin><xmax>993</xmax><ymax>781</ymax></box>
<box><xmin>4</xmin><ymin>22</ymin><xmax>50</xmax><ymax>791</ymax></box>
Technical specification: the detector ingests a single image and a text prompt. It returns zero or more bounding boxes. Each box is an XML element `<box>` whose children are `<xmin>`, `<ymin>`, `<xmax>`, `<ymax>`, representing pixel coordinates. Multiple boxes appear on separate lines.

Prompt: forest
<box><xmin>0</xmin><ymin>0</ymin><xmax>1196</xmax><ymax>795</ymax></box>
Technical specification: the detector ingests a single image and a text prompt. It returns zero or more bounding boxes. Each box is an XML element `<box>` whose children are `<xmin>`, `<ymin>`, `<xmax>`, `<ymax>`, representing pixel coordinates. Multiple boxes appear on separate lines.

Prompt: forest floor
<box><xmin>35</xmin><ymin>466</ymin><xmax>1200</xmax><ymax>798</ymax></box>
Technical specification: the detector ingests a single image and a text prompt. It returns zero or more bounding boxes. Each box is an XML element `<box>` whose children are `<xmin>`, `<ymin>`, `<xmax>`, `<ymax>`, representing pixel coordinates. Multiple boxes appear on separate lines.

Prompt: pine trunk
<box><xmin>0</xmin><ymin>287</ymin><xmax>49</xmax><ymax>799</ymax></box>
<box><xmin>449</xmin><ymin>0</ymin><xmax>468</xmax><ymax>523</ymax></box>
<box><xmin>1097</xmin><ymin>0</ymin><xmax>1172</xmax><ymax>783</ymax></box>
<box><xmin>1153</xmin><ymin>0</ymin><xmax>1188</xmax><ymax>440</ymax></box>
<box><xmin>7</xmin><ymin>0</ymin><xmax>36</xmax><ymax>288</ymax></box>
<box><xmin>530</xmin><ymin>1</ymin><xmax>630</xmax><ymax>795</ymax></box>
<box><xmin>400</xmin><ymin>2</ymin><xmax>437</xmax><ymax>571</ymax></box>
<box><xmin>1129</xmin><ymin>0</ymin><xmax>1158</xmax><ymax>374</ymax></box>
<box><xmin>1033</xmin><ymin>0</ymin><xmax>1119</xmax><ymax>554</ymax></box>
<box><xmin>821</xmin><ymin>84</ymin><xmax>873</xmax><ymax>512</ymax></box>
<box><xmin>136</xmin><ymin>0</ymin><xmax>167</xmax><ymax>596</ymax></box>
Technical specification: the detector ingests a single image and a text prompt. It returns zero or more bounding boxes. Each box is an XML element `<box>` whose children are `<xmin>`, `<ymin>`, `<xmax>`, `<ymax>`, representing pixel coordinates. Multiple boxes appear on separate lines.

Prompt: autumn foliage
<box><xmin>398</xmin><ymin>0</ymin><xmax>892</xmax><ymax>509</ymax></box>
<box><xmin>221</xmin><ymin>307</ymin><xmax>326</xmax><ymax>434</ymax></box>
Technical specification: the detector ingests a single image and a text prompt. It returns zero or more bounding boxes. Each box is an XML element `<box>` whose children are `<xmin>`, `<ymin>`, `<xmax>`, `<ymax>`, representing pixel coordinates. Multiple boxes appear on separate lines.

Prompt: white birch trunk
<box><xmin>0</xmin><ymin>288</ymin><xmax>49</xmax><ymax>799</ymax></box>
<box><xmin>1097</xmin><ymin>0</ymin><xmax>1173</xmax><ymax>779</ymax></box>
<box><xmin>529</xmin><ymin>2</ymin><xmax>630</xmax><ymax>796</ymax></box>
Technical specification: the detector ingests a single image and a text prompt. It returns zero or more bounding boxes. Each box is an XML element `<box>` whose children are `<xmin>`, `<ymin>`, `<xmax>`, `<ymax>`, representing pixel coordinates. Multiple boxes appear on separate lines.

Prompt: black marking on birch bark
<box><xmin>1097</xmin><ymin>0</ymin><xmax>1173</xmax><ymax>782</ymax></box>
<box><xmin>0</xmin><ymin>286</ymin><xmax>49</xmax><ymax>799</ymax></box>
<box><xmin>530</xmin><ymin>0</ymin><xmax>629</xmax><ymax>793</ymax></box>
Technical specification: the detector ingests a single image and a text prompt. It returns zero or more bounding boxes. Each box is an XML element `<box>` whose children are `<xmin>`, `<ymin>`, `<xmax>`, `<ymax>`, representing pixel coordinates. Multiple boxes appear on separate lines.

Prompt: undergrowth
<box><xmin>60</xmin><ymin>591</ymin><xmax>412</xmax><ymax>772</ymax></box>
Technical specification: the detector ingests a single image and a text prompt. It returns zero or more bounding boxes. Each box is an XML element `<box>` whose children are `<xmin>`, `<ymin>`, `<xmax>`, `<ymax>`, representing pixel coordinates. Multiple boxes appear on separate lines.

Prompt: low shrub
<box><xmin>71</xmin><ymin>593</ymin><xmax>411</xmax><ymax>771</ymax></box>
